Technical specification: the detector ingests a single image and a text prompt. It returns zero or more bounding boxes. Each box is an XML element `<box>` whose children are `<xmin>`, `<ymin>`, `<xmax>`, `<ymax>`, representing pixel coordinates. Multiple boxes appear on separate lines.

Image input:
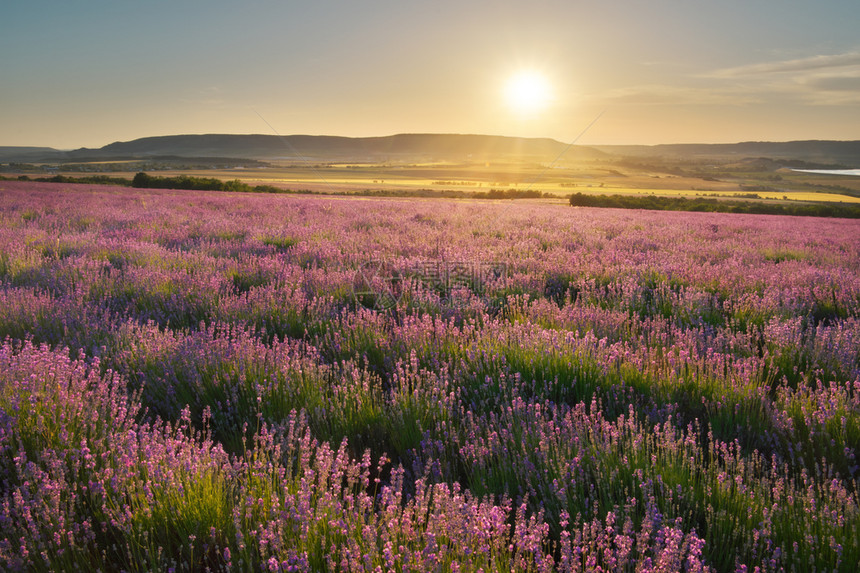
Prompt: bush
<box><xmin>131</xmin><ymin>172</ymin><xmax>251</xmax><ymax>192</ymax></box>
<box><xmin>569</xmin><ymin>192</ymin><xmax>860</xmax><ymax>218</ymax></box>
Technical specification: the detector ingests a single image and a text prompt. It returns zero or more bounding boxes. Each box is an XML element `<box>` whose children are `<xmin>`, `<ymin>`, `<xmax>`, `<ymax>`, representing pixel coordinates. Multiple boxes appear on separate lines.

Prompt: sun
<box><xmin>504</xmin><ymin>70</ymin><xmax>553</xmax><ymax>115</ymax></box>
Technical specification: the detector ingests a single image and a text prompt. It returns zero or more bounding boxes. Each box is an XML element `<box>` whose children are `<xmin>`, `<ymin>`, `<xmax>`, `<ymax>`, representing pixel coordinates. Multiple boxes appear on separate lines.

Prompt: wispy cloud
<box><xmin>596</xmin><ymin>84</ymin><xmax>761</xmax><ymax>106</ymax></box>
<box><xmin>805</xmin><ymin>74</ymin><xmax>860</xmax><ymax>92</ymax></box>
<box><xmin>590</xmin><ymin>51</ymin><xmax>860</xmax><ymax>109</ymax></box>
<box><xmin>693</xmin><ymin>51</ymin><xmax>860</xmax><ymax>106</ymax></box>
<box><xmin>707</xmin><ymin>52</ymin><xmax>860</xmax><ymax>78</ymax></box>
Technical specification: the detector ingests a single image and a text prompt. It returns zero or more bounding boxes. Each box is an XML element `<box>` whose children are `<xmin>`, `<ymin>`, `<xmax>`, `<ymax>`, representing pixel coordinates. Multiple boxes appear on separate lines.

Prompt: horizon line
<box><xmin>5</xmin><ymin>132</ymin><xmax>860</xmax><ymax>153</ymax></box>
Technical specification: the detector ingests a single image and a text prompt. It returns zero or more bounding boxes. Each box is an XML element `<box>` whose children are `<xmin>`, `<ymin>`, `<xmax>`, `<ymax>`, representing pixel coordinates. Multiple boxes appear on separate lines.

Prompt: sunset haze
<box><xmin>2</xmin><ymin>0</ymin><xmax>859</xmax><ymax>149</ymax></box>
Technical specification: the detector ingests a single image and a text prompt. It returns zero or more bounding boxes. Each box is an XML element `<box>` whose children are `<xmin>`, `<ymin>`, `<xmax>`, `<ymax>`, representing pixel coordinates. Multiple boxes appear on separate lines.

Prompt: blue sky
<box><xmin>2</xmin><ymin>0</ymin><xmax>859</xmax><ymax>148</ymax></box>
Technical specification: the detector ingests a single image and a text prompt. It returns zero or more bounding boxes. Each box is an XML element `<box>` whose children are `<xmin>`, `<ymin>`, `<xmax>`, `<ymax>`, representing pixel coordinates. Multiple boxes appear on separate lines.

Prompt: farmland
<box><xmin>1</xmin><ymin>180</ymin><xmax>859</xmax><ymax>571</ymax></box>
<box><xmin>4</xmin><ymin>135</ymin><xmax>860</xmax><ymax>206</ymax></box>
<box><xmin>7</xmin><ymin>159</ymin><xmax>860</xmax><ymax>203</ymax></box>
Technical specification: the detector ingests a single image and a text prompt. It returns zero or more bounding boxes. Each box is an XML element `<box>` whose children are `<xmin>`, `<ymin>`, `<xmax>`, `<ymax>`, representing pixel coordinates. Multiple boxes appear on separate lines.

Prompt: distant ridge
<box><xmin>594</xmin><ymin>140</ymin><xmax>860</xmax><ymax>164</ymax></box>
<box><xmin>0</xmin><ymin>146</ymin><xmax>65</xmax><ymax>162</ymax></box>
<box><xmin>1</xmin><ymin>135</ymin><xmax>858</xmax><ymax>165</ymax></box>
<box><xmin>66</xmin><ymin>133</ymin><xmax>605</xmax><ymax>163</ymax></box>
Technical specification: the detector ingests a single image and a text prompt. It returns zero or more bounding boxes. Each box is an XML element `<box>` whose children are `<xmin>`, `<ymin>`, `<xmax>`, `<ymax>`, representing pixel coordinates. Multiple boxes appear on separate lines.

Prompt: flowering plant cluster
<box><xmin>0</xmin><ymin>180</ymin><xmax>858</xmax><ymax>571</ymax></box>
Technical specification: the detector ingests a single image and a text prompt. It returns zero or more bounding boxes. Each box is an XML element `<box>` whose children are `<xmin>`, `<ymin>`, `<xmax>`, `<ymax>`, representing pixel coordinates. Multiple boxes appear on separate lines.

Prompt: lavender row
<box><xmin>1</xmin><ymin>181</ymin><xmax>859</xmax><ymax>570</ymax></box>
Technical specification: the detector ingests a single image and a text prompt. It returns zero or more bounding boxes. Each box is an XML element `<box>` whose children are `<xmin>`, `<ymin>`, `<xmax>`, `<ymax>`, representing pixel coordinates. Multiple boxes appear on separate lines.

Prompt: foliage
<box><xmin>569</xmin><ymin>191</ymin><xmax>860</xmax><ymax>218</ymax></box>
<box><xmin>1</xmin><ymin>180</ymin><xmax>859</xmax><ymax>571</ymax></box>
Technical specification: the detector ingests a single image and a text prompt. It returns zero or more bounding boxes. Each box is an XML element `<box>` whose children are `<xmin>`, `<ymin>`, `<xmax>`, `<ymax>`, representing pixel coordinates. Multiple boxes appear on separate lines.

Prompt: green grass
<box><xmin>261</xmin><ymin>235</ymin><xmax>298</xmax><ymax>252</ymax></box>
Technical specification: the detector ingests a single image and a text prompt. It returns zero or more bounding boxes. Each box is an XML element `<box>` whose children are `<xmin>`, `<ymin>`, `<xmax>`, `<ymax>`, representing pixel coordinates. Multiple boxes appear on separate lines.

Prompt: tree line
<box><xmin>568</xmin><ymin>192</ymin><xmax>860</xmax><ymax>218</ymax></box>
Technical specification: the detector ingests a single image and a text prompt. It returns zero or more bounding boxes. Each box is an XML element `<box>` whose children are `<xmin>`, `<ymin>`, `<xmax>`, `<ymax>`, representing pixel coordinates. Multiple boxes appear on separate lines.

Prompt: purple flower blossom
<box><xmin>0</xmin><ymin>181</ymin><xmax>858</xmax><ymax>571</ymax></box>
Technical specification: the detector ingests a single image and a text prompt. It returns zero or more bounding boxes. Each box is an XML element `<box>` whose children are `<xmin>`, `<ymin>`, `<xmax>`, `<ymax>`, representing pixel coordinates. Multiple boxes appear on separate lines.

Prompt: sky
<box><xmin>2</xmin><ymin>0</ymin><xmax>859</xmax><ymax>149</ymax></box>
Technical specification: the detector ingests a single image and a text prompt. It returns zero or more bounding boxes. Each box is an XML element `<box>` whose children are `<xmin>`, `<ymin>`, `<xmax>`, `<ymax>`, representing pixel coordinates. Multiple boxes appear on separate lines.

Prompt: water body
<box><xmin>792</xmin><ymin>169</ymin><xmax>860</xmax><ymax>176</ymax></box>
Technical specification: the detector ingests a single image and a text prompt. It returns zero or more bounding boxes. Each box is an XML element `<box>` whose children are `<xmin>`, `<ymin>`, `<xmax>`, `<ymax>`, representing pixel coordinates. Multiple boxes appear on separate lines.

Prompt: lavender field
<box><xmin>1</xmin><ymin>180</ymin><xmax>859</xmax><ymax>572</ymax></box>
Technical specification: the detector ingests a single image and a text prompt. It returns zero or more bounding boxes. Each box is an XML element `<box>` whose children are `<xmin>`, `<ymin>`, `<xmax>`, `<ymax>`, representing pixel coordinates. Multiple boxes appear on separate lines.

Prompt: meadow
<box><xmin>8</xmin><ymin>152</ymin><xmax>860</xmax><ymax>204</ymax></box>
<box><xmin>0</xmin><ymin>179</ymin><xmax>859</xmax><ymax>571</ymax></box>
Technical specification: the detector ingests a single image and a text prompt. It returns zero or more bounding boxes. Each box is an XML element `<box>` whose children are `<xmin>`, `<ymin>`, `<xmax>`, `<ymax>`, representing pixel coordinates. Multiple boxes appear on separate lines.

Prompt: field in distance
<box><xmin>4</xmin><ymin>134</ymin><xmax>860</xmax><ymax>204</ymax></box>
<box><xmin>9</xmin><ymin>158</ymin><xmax>860</xmax><ymax>204</ymax></box>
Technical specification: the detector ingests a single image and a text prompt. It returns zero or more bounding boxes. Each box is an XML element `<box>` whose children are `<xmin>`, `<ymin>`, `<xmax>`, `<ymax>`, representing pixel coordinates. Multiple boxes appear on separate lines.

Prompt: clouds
<box><xmin>593</xmin><ymin>50</ymin><xmax>860</xmax><ymax>110</ymax></box>
<box><xmin>572</xmin><ymin>47</ymin><xmax>860</xmax><ymax>144</ymax></box>
<box><xmin>597</xmin><ymin>84</ymin><xmax>761</xmax><ymax>107</ymax></box>
<box><xmin>704</xmin><ymin>51</ymin><xmax>860</xmax><ymax>105</ymax></box>
<box><xmin>3</xmin><ymin>0</ymin><xmax>860</xmax><ymax>147</ymax></box>
<box><xmin>707</xmin><ymin>52</ymin><xmax>860</xmax><ymax>78</ymax></box>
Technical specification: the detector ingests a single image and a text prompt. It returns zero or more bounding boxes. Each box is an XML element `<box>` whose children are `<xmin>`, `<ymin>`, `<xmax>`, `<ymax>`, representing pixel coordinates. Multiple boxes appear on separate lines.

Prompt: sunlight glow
<box><xmin>504</xmin><ymin>71</ymin><xmax>553</xmax><ymax>115</ymax></box>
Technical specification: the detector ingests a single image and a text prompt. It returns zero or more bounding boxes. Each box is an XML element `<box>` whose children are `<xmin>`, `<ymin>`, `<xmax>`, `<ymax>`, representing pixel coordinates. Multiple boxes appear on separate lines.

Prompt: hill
<box><xmin>0</xmin><ymin>146</ymin><xmax>65</xmax><ymax>162</ymax></box>
<box><xmin>2</xmin><ymin>136</ymin><xmax>858</xmax><ymax>167</ymax></box>
<box><xmin>63</xmin><ymin>133</ymin><xmax>606</xmax><ymax>163</ymax></box>
<box><xmin>595</xmin><ymin>140</ymin><xmax>860</xmax><ymax>166</ymax></box>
